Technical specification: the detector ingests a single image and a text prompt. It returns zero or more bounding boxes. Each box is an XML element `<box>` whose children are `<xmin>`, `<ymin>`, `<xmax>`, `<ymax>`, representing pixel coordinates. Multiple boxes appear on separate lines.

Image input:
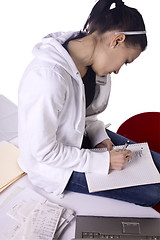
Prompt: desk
<box><xmin>0</xmin><ymin>95</ymin><xmax>159</xmax><ymax>239</ymax></box>
<box><xmin>0</xmin><ymin>173</ymin><xmax>159</xmax><ymax>240</ymax></box>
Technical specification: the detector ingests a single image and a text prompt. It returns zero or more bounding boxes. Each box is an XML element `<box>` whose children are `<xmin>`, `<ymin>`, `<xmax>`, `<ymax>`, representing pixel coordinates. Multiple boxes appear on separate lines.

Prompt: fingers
<box><xmin>109</xmin><ymin>149</ymin><xmax>132</xmax><ymax>170</ymax></box>
<box><xmin>115</xmin><ymin>149</ymin><xmax>132</xmax><ymax>163</ymax></box>
<box><xmin>123</xmin><ymin>150</ymin><xmax>132</xmax><ymax>163</ymax></box>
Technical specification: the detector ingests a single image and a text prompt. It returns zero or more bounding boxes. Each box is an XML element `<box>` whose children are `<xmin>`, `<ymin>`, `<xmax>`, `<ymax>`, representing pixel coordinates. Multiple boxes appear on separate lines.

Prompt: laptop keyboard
<box><xmin>82</xmin><ymin>232</ymin><xmax>160</xmax><ymax>239</ymax></box>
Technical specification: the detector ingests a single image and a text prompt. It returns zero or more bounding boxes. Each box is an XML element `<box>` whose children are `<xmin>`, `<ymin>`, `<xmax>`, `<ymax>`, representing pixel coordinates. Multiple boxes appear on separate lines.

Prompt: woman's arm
<box><xmin>18</xmin><ymin>67</ymin><xmax>110</xmax><ymax>174</ymax></box>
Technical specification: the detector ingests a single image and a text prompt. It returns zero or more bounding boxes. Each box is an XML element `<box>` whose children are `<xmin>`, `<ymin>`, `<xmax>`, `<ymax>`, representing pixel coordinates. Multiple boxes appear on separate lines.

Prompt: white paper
<box><xmin>0</xmin><ymin>188</ymin><xmax>46</xmax><ymax>240</ymax></box>
<box><xmin>0</xmin><ymin>188</ymin><xmax>75</xmax><ymax>240</ymax></box>
<box><xmin>7</xmin><ymin>200</ymin><xmax>26</xmax><ymax>223</ymax></box>
<box><xmin>54</xmin><ymin>208</ymin><xmax>75</xmax><ymax>239</ymax></box>
<box><xmin>24</xmin><ymin>203</ymin><xmax>63</xmax><ymax>240</ymax></box>
<box><xmin>86</xmin><ymin>142</ymin><xmax>160</xmax><ymax>192</ymax></box>
<box><xmin>0</xmin><ymin>95</ymin><xmax>18</xmax><ymax>141</ymax></box>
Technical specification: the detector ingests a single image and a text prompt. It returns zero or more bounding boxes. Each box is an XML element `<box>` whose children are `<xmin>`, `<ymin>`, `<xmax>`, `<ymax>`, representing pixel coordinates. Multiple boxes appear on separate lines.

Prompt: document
<box><xmin>86</xmin><ymin>142</ymin><xmax>160</xmax><ymax>193</ymax></box>
<box><xmin>0</xmin><ymin>141</ymin><xmax>25</xmax><ymax>192</ymax></box>
<box><xmin>0</xmin><ymin>188</ymin><xmax>75</xmax><ymax>240</ymax></box>
<box><xmin>11</xmin><ymin>201</ymin><xmax>63</xmax><ymax>240</ymax></box>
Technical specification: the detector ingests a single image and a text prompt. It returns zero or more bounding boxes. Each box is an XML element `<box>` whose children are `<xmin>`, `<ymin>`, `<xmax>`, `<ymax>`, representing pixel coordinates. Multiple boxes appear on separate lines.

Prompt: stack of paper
<box><xmin>0</xmin><ymin>188</ymin><xmax>75</xmax><ymax>240</ymax></box>
<box><xmin>0</xmin><ymin>142</ymin><xmax>26</xmax><ymax>192</ymax></box>
<box><xmin>6</xmin><ymin>200</ymin><xmax>75</xmax><ymax>240</ymax></box>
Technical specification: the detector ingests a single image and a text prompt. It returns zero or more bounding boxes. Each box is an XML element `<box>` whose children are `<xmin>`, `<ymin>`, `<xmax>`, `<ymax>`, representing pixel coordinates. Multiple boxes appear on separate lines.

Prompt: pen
<box><xmin>121</xmin><ymin>140</ymin><xmax>130</xmax><ymax>152</ymax></box>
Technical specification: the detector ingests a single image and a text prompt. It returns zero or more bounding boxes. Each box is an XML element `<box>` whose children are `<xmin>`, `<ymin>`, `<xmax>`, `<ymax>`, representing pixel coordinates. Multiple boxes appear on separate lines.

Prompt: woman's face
<box><xmin>91</xmin><ymin>31</ymin><xmax>142</xmax><ymax>76</ymax></box>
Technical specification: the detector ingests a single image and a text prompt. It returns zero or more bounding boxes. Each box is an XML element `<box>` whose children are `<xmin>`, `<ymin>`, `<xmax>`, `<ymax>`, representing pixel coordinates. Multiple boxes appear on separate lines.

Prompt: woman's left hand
<box><xmin>95</xmin><ymin>139</ymin><xmax>114</xmax><ymax>151</ymax></box>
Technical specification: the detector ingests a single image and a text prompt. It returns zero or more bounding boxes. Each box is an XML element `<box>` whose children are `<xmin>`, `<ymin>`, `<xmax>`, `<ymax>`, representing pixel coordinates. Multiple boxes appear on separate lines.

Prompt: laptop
<box><xmin>73</xmin><ymin>215</ymin><xmax>160</xmax><ymax>239</ymax></box>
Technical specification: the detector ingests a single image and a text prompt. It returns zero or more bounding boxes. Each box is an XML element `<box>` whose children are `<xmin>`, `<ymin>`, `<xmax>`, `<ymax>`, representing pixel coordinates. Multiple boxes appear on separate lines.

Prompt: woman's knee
<box><xmin>137</xmin><ymin>184</ymin><xmax>160</xmax><ymax>207</ymax></box>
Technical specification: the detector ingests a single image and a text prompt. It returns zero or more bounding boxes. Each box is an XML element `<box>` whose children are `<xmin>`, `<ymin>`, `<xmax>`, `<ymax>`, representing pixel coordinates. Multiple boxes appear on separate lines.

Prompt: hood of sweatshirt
<box><xmin>32</xmin><ymin>31</ymin><xmax>81</xmax><ymax>81</ymax></box>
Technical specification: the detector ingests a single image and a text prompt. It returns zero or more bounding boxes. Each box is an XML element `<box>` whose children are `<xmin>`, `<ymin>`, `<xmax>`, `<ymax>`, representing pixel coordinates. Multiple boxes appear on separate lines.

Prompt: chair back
<box><xmin>117</xmin><ymin>112</ymin><xmax>160</xmax><ymax>153</ymax></box>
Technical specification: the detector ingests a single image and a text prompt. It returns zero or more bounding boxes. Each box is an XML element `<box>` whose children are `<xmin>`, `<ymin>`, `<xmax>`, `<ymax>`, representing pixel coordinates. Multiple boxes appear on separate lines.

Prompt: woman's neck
<box><xmin>67</xmin><ymin>34</ymin><xmax>96</xmax><ymax>78</ymax></box>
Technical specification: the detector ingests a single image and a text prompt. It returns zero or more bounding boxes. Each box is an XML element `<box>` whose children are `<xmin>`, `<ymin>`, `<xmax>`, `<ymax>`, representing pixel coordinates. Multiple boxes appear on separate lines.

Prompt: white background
<box><xmin>0</xmin><ymin>0</ymin><xmax>159</xmax><ymax>132</ymax></box>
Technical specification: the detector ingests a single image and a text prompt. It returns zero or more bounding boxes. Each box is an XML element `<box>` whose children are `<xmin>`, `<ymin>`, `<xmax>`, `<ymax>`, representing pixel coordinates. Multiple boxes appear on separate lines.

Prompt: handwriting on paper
<box><xmin>132</xmin><ymin>148</ymin><xmax>143</xmax><ymax>159</ymax></box>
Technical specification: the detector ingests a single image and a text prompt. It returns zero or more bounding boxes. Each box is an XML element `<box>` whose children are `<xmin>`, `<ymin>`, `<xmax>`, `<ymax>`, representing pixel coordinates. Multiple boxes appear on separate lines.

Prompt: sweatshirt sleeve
<box><xmin>85</xmin><ymin>115</ymin><xmax>110</xmax><ymax>147</ymax></box>
<box><xmin>18</xmin><ymin>67</ymin><xmax>110</xmax><ymax>175</ymax></box>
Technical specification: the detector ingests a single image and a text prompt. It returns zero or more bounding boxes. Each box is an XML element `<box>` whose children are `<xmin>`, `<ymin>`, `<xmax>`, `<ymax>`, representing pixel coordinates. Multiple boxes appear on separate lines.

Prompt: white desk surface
<box><xmin>0</xmin><ymin>174</ymin><xmax>159</xmax><ymax>240</ymax></box>
<box><xmin>0</xmin><ymin>95</ymin><xmax>159</xmax><ymax>239</ymax></box>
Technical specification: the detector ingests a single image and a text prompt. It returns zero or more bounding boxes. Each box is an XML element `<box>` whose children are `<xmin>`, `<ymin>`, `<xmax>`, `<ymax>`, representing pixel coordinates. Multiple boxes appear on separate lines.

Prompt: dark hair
<box><xmin>83</xmin><ymin>0</ymin><xmax>147</xmax><ymax>51</ymax></box>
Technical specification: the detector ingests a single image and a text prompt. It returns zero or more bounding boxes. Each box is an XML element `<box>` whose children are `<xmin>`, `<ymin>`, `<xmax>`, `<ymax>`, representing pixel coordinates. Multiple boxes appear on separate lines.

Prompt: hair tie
<box><xmin>109</xmin><ymin>0</ymin><xmax>125</xmax><ymax>10</ymax></box>
<box><xmin>83</xmin><ymin>0</ymin><xmax>125</xmax><ymax>32</ymax></box>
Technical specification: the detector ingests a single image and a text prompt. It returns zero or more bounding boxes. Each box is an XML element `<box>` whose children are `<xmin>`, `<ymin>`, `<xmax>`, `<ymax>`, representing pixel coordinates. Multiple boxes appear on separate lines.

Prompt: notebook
<box><xmin>86</xmin><ymin>142</ymin><xmax>160</xmax><ymax>192</ymax></box>
<box><xmin>74</xmin><ymin>215</ymin><xmax>160</xmax><ymax>239</ymax></box>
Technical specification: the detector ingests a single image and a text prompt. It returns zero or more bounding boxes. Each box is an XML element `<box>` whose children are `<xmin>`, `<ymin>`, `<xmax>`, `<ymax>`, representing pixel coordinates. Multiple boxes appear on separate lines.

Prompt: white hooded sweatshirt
<box><xmin>18</xmin><ymin>31</ymin><xmax>111</xmax><ymax>196</ymax></box>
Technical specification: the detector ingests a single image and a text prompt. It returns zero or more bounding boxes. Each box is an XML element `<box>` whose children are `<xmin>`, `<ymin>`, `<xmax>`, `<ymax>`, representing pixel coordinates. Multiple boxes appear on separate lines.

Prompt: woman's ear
<box><xmin>110</xmin><ymin>33</ymin><xmax>126</xmax><ymax>48</ymax></box>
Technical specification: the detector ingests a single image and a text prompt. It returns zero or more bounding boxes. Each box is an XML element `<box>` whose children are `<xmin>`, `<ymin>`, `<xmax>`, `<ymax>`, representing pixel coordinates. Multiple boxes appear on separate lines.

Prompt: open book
<box><xmin>86</xmin><ymin>142</ymin><xmax>160</xmax><ymax>193</ymax></box>
<box><xmin>0</xmin><ymin>141</ymin><xmax>26</xmax><ymax>192</ymax></box>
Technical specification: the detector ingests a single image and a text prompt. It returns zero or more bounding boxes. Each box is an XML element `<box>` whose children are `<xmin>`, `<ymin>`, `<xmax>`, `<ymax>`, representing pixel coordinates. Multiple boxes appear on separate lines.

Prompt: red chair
<box><xmin>117</xmin><ymin>112</ymin><xmax>160</xmax><ymax>153</ymax></box>
<box><xmin>117</xmin><ymin>112</ymin><xmax>160</xmax><ymax>213</ymax></box>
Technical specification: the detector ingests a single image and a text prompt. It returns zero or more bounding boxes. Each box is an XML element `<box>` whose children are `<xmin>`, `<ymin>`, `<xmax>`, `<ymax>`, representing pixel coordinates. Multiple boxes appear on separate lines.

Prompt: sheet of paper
<box><xmin>24</xmin><ymin>203</ymin><xmax>63</xmax><ymax>240</ymax></box>
<box><xmin>0</xmin><ymin>95</ymin><xmax>18</xmax><ymax>141</ymax></box>
<box><xmin>86</xmin><ymin>142</ymin><xmax>160</xmax><ymax>192</ymax></box>
<box><xmin>0</xmin><ymin>188</ymin><xmax>75</xmax><ymax>240</ymax></box>
<box><xmin>0</xmin><ymin>188</ymin><xmax>46</xmax><ymax>240</ymax></box>
<box><xmin>0</xmin><ymin>142</ymin><xmax>24</xmax><ymax>192</ymax></box>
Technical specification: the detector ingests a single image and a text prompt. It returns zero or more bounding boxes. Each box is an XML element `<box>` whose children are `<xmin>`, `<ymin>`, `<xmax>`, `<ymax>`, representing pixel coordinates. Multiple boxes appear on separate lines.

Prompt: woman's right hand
<box><xmin>109</xmin><ymin>149</ymin><xmax>132</xmax><ymax>170</ymax></box>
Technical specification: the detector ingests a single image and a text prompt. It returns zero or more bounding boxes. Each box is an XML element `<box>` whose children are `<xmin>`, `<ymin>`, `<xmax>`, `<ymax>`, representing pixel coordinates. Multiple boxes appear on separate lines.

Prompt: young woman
<box><xmin>18</xmin><ymin>0</ymin><xmax>160</xmax><ymax>206</ymax></box>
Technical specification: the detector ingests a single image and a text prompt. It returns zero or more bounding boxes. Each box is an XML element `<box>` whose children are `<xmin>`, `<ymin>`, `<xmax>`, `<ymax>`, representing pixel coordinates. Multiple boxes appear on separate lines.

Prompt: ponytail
<box><xmin>83</xmin><ymin>0</ymin><xmax>147</xmax><ymax>51</ymax></box>
<box><xmin>83</xmin><ymin>0</ymin><xmax>124</xmax><ymax>31</ymax></box>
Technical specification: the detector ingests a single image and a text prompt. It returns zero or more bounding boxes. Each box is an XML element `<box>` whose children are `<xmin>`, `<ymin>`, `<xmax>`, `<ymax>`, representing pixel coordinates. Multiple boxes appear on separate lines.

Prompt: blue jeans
<box><xmin>65</xmin><ymin>130</ymin><xmax>160</xmax><ymax>207</ymax></box>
